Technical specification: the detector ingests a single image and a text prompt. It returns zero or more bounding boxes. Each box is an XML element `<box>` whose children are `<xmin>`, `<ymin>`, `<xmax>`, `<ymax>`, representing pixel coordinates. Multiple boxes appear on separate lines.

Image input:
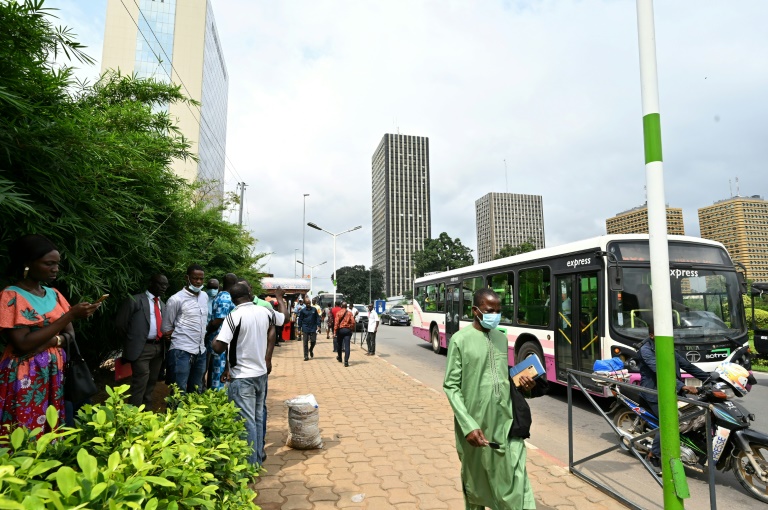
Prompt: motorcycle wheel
<box><xmin>613</xmin><ymin>409</ymin><xmax>648</xmax><ymax>453</ymax></box>
<box><xmin>733</xmin><ymin>442</ymin><xmax>768</xmax><ymax>504</ymax></box>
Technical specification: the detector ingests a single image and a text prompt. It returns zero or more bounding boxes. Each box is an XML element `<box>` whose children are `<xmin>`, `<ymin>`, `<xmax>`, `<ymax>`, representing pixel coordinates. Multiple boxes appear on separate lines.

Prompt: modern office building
<box><xmin>371</xmin><ymin>134</ymin><xmax>431</xmax><ymax>296</ymax></box>
<box><xmin>101</xmin><ymin>0</ymin><xmax>228</xmax><ymax>201</ymax></box>
<box><xmin>475</xmin><ymin>193</ymin><xmax>545</xmax><ymax>263</ymax></box>
<box><xmin>699</xmin><ymin>195</ymin><xmax>768</xmax><ymax>281</ymax></box>
<box><xmin>606</xmin><ymin>204</ymin><xmax>685</xmax><ymax>236</ymax></box>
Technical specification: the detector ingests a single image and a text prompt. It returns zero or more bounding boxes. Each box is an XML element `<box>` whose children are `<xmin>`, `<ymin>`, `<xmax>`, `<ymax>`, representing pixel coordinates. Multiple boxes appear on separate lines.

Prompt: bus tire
<box><xmin>517</xmin><ymin>341</ymin><xmax>543</xmax><ymax>368</ymax></box>
<box><xmin>431</xmin><ymin>326</ymin><xmax>442</xmax><ymax>354</ymax></box>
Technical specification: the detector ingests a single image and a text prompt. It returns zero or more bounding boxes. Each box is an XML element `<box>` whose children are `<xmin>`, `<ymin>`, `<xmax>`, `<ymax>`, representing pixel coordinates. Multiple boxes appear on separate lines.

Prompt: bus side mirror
<box><xmin>608</xmin><ymin>266</ymin><xmax>623</xmax><ymax>292</ymax></box>
<box><xmin>737</xmin><ymin>272</ymin><xmax>747</xmax><ymax>294</ymax></box>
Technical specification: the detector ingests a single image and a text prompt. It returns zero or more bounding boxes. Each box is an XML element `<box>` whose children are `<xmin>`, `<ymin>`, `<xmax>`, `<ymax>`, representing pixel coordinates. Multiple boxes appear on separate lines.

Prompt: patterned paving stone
<box><xmin>254</xmin><ymin>338</ymin><xmax>631</xmax><ymax>510</ymax></box>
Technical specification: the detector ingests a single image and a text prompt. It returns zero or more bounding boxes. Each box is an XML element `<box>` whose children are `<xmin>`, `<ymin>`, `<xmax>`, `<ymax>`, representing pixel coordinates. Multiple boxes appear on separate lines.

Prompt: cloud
<box><xmin>47</xmin><ymin>0</ymin><xmax>768</xmax><ymax>285</ymax></box>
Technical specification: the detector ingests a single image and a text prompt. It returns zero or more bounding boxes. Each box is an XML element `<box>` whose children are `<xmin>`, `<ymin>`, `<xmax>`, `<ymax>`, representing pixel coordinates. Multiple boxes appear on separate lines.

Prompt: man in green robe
<box><xmin>444</xmin><ymin>288</ymin><xmax>537</xmax><ymax>510</ymax></box>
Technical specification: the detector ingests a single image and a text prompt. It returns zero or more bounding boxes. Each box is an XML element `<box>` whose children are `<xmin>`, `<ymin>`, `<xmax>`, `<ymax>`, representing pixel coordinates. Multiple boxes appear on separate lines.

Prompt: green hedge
<box><xmin>749</xmin><ymin>308</ymin><xmax>768</xmax><ymax>331</ymax></box>
<box><xmin>0</xmin><ymin>386</ymin><xmax>260</xmax><ymax>509</ymax></box>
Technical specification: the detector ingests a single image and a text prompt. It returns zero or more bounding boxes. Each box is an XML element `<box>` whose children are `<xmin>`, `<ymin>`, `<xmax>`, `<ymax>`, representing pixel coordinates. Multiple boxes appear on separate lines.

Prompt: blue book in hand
<box><xmin>509</xmin><ymin>356</ymin><xmax>545</xmax><ymax>387</ymax></box>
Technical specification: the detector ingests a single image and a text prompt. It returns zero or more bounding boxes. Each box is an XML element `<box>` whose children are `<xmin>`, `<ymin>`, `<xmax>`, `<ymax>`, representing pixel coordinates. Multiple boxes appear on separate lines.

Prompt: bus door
<box><xmin>554</xmin><ymin>272</ymin><xmax>601</xmax><ymax>389</ymax></box>
<box><xmin>445</xmin><ymin>285</ymin><xmax>461</xmax><ymax>340</ymax></box>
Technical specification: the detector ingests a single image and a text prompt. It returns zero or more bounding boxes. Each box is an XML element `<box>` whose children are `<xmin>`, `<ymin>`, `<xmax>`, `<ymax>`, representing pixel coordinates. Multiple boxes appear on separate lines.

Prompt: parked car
<box><xmin>381</xmin><ymin>308</ymin><xmax>411</xmax><ymax>326</ymax></box>
<box><xmin>353</xmin><ymin>304</ymin><xmax>369</xmax><ymax>331</ymax></box>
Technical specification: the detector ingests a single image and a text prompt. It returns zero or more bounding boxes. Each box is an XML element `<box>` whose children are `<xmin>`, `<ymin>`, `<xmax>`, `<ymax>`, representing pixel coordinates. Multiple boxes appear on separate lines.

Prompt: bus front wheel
<box><xmin>516</xmin><ymin>341</ymin><xmax>543</xmax><ymax>368</ymax></box>
<box><xmin>431</xmin><ymin>327</ymin><xmax>442</xmax><ymax>354</ymax></box>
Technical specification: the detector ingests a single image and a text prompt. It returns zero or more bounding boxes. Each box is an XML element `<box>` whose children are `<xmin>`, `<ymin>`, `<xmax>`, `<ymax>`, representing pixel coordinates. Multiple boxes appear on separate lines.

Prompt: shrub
<box><xmin>0</xmin><ymin>386</ymin><xmax>260</xmax><ymax>509</ymax></box>
<box><xmin>749</xmin><ymin>308</ymin><xmax>768</xmax><ymax>331</ymax></box>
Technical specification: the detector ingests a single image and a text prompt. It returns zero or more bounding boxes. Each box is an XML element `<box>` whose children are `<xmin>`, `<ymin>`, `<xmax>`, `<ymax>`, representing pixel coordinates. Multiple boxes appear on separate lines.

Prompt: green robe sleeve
<box><xmin>443</xmin><ymin>336</ymin><xmax>480</xmax><ymax>437</ymax></box>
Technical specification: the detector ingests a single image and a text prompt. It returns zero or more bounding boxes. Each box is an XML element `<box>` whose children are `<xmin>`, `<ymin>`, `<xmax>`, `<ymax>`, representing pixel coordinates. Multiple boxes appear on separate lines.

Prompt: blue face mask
<box><xmin>187</xmin><ymin>277</ymin><xmax>204</xmax><ymax>293</ymax></box>
<box><xmin>475</xmin><ymin>308</ymin><xmax>501</xmax><ymax>329</ymax></box>
<box><xmin>206</xmin><ymin>289</ymin><xmax>219</xmax><ymax>298</ymax></box>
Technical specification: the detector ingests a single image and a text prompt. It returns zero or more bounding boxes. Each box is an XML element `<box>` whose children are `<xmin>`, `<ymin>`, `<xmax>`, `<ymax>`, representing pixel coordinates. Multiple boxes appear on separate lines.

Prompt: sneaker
<box><xmin>310</xmin><ymin>351</ymin><xmax>314</xmax><ymax>358</ymax></box>
<box><xmin>337</xmin><ymin>356</ymin><xmax>342</xmax><ymax>363</ymax></box>
<box><xmin>344</xmin><ymin>362</ymin><xmax>349</xmax><ymax>367</ymax></box>
<box><xmin>648</xmin><ymin>455</ymin><xmax>662</xmax><ymax>475</ymax></box>
<box><xmin>304</xmin><ymin>357</ymin><xmax>309</xmax><ymax>361</ymax></box>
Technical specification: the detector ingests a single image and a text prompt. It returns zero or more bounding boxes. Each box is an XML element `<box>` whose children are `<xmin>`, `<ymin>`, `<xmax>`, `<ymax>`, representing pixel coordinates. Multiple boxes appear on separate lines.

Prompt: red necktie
<box><xmin>153</xmin><ymin>296</ymin><xmax>163</xmax><ymax>339</ymax></box>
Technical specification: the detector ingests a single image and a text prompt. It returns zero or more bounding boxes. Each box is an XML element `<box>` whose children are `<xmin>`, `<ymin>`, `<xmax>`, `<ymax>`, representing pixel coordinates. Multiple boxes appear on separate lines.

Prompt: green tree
<box><xmin>494</xmin><ymin>240</ymin><xmax>538</xmax><ymax>260</ymax></box>
<box><xmin>0</xmin><ymin>1</ymin><xmax>264</xmax><ymax>365</ymax></box>
<box><xmin>412</xmin><ymin>232</ymin><xmax>474</xmax><ymax>277</ymax></box>
<box><xmin>336</xmin><ymin>265</ymin><xmax>384</xmax><ymax>304</ymax></box>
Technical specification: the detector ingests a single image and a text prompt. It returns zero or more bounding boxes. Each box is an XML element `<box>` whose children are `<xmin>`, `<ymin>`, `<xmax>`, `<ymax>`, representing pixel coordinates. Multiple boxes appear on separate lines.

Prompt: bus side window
<box><xmin>518</xmin><ymin>267</ymin><xmax>551</xmax><ymax>326</ymax></box>
<box><xmin>462</xmin><ymin>276</ymin><xmax>484</xmax><ymax>319</ymax></box>
<box><xmin>489</xmin><ymin>272</ymin><xmax>514</xmax><ymax>324</ymax></box>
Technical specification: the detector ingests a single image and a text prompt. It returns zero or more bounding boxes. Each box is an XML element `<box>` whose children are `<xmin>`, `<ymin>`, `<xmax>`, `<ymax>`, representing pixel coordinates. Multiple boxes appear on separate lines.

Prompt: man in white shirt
<box><xmin>213</xmin><ymin>284</ymin><xmax>287</xmax><ymax>466</ymax></box>
<box><xmin>365</xmin><ymin>303</ymin><xmax>380</xmax><ymax>356</ymax></box>
<box><xmin>162</xmin><ymin>264</ymin><xmax>208</xmax><ymax>394</ymax></box>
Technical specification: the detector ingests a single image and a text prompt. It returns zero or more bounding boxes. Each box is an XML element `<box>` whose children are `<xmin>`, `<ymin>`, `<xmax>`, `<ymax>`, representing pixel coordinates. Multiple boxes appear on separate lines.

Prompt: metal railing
<box><xmin>566</xmin><ymin>369</ymin><xmax>718</xmax><ymax>510</ymax></box>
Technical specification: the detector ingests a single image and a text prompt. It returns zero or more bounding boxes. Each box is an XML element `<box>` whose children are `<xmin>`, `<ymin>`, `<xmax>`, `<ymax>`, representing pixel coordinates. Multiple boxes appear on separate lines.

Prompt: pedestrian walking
<box><xmin>330</xmin><ymin>301</ymin><xmax>342</xmax><ymax>348</ymax></box>
<box><xmin>212</xmin><ymin>284</ymin><xmax>287</xmax><ymax>466</ymax></box>
<box><xmin>293</xmin><ymin>298</ymin><xmax>305</xmax><ymax>341</ymax></box>
<box><xmin>443</xmin><ymin>288</ymin><xmax>537</xmax><ymax>510</ymax></box>
<box><xmin>115</xmin><ymin>273</ymin><xmax>169</xmax><ymax>409</ymax></box>
<box><xmin>334</xmin><ymin>301</ymin><xmax>356</xmax><ymax>367</ymax></box>
<box><xmin>205</xmin><ymin>273</ymin><xmax>238</xmax><ymax>390</ymax></box>
<box><xmin>312</xmin><ymin>298</ymin><xmax>322</xmax><ymax>334</ymax></box>
<box><xmin>324</xmin><ymin>305</ymin><xmax>332</xmax><ymax>339</ymax></box>
<box><xmin>297</xmin><ymin>300</ymin><xmax>320</xmax><ymax>360</ymax></box>
<box><xmin>365</xmin><ymin>303</ymin><xmax>379</xmax><ymax>355</ymax></box>
<box><xmin>162</xmin><ymin>264</ymin><xmax>208</xmax><ymax>395</ymax></box>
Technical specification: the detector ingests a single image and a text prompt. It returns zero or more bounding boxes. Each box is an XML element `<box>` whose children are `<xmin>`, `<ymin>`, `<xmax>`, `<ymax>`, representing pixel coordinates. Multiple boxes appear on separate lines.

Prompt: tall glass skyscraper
<box><xmin>102</xmin><ymin>0</ymin><xmax>228</xmax><ymax>202</ymax></box>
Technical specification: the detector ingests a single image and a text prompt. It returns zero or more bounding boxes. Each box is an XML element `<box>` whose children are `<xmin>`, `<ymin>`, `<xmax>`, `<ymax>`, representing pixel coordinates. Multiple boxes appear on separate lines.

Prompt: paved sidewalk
<box><xmin>255</xmin><ymin>337</ymin><xmax>627</xmax><ymax>509</ymax></box>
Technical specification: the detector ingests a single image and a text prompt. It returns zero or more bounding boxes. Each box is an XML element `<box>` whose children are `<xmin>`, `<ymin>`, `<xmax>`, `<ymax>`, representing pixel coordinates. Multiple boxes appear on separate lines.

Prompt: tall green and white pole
<box><xmin>636</xmin><ymin>1</ymin><xmax>690</xmax><ymax>508</ymax></box>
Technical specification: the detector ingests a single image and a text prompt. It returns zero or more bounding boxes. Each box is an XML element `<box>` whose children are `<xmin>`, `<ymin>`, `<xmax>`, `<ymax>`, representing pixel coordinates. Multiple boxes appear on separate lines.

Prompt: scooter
<box><xmin>608</xmin><ymin>367</ymin><xmax>768</xmax><ymax>504</ymax></box>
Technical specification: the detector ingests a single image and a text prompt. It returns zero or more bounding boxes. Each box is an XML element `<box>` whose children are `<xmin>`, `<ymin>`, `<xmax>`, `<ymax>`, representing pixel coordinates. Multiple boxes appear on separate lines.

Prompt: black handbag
<box><xmin>509</xmin><ymin>383</ymin><xmax>533</xmax><ymax>439</ymax></box>
<box><xmin>509</xmin><ymin>377</ymin><xmax>549</xmax><ymax>439</ymax></box>
<box><xmin>64</xmin><ymin>337</ymin><xmax>98</xmax><ymax>403</ymax></box>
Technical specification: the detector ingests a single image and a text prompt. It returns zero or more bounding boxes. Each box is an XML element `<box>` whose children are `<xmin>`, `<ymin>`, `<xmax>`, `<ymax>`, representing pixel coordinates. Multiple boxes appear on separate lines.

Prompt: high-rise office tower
<box><xmin>699</xmin><ymin>195</ymin><xmax>768</xmax><ymax>281</ymax></box>
<box><xmin>475</xmin><ymin>193</ymin><xmax>545</xmax><ymax>263</ymax></box>
<box><xmin>606</xmin><ymin>204</ymin><xmax>685</xmax><ymax>235</ymax></box>
<box><xmin>101</xmin><ymin>0</ymin><xmax>228</xmax><ymax>201</ymax></box>
<box><xmin>372</xmin><ymin>134</ymin><xmax>431</xmax><ymax>296</ymax></box>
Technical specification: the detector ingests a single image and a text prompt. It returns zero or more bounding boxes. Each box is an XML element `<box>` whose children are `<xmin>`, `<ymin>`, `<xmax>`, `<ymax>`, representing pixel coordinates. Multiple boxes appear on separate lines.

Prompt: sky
<box><xmin>46</xmin><ymin>0</ymin><xmax>768</xmax><ymax>291</ymax></box>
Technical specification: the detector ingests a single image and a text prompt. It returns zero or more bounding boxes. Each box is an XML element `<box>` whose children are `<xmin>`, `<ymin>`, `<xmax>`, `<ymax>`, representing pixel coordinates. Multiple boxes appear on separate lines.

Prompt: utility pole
<box><xmin>302</xmin><ymin>194</ymin><xmax>309</xmax><ymax>277</ymax></box>
<box><xmin>636</xmin><ymin>1</ymin><xmax>688</xmax><ymax>507</ymax></box>
<box><xmin>238</xmin><ymin>182</ymin><xmax>248</xmax><ymax>226</ymax></box>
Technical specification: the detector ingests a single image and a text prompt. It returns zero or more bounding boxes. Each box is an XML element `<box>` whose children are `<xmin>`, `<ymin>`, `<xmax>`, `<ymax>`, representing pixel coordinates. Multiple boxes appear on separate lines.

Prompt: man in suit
<box><xmin>116</xmin><ymin>273</ymin><xmax>169</xmax><ymax>409</ymax></box>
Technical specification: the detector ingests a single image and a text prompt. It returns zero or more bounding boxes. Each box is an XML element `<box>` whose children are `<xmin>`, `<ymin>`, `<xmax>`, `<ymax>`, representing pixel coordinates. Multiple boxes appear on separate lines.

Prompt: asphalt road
<box><xmin>358</xmin><ymin>323</ymin><xmax>768</xmax><ymax>509</ymax></box>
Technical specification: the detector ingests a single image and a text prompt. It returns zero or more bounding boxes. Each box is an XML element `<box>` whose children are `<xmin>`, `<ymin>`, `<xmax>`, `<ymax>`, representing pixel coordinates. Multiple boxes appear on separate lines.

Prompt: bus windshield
<box><xmin>610</xmin><ymin>267</ymin><xmax>745</xmax><ymax>343</ymax></box>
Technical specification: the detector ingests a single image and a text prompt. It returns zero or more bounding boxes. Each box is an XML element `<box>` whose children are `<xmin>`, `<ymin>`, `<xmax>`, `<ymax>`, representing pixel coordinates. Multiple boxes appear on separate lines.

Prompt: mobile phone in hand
<box><xmin>487</xmin><ymin>442</ymin><xmax>501</xmax><ymax>449</ymax></box>
<box><xmin>93</xmin><ymin>294</ymin><xmax>110</xmax><ymax>305</ymax></box>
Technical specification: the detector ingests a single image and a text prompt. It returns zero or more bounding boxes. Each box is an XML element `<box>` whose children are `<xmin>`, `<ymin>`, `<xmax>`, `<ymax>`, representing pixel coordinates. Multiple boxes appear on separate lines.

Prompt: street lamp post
<box><xmin>307</xmin><ymin>222</ymin><xmax>362</xmax><ymax>306</ymax></box>
<box><xmin>297</xmin><ymin>260</ymin><xmax>327</xmax><ymax>298</ymax></box>
<box><xmin>294</xmin><ymin>249</ymin><xmax>298</xmax><ymax>277</ymax></box>
<box><xmin>302</xmin><ymin>194</ymin><xmax>309</xmax><ymax>277</ymax></box>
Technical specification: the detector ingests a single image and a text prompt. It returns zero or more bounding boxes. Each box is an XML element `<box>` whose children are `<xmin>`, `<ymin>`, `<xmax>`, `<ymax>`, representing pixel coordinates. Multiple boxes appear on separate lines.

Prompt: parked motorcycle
<box><xmin>607</xmin><ymin>362</ymin><xmax>768</xmax><ymax>504</ymax></box>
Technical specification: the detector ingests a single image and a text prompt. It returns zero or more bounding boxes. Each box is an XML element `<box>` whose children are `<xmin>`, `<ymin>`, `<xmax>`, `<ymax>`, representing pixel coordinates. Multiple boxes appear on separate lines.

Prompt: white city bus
<box><xmin>412</xmin><ymin>234</ymin><xmax>749</xmax><ymax>394</ymax></box>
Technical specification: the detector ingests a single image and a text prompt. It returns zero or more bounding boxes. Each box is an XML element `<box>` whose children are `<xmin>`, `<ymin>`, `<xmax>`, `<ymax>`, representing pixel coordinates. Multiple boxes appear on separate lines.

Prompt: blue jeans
<box><xmin>166</xmin><ymin>348</ymin><xmax>207</xmax><ymax>394</ymax></box>
<box><xmin>229</xmin><ymin>374</ymin><xmax>268</xmax><ymax>466</ymax></box>
<box><xmin>337</xmin><ymin>328</ymin><xmax>352</xmax><ymax>362</ymax></box>
<box><xmin>262</xmin><ymin>379</ymin><xmax>268</xmax><ymax>459</ymax></box>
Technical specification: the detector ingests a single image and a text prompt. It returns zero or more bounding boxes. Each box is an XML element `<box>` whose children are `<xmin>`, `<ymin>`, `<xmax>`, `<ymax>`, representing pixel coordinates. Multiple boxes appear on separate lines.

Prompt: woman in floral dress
<box><xmin>0</xmin><ymin>235</ymin><xmax>99</xmax><ymax>437</ymax></box>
